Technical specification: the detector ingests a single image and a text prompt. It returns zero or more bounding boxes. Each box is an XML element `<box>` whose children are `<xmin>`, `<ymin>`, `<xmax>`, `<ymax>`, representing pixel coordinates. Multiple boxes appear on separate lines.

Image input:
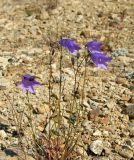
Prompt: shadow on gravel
<box><xmin>4</xmin><ymin>149</ymin><xmax>18</xmax><ymax>157</ymax></box>
<box><xmin>0</xmin><ymin>123</ymin><xmax>9</xmax><ymax>131</ymax></box>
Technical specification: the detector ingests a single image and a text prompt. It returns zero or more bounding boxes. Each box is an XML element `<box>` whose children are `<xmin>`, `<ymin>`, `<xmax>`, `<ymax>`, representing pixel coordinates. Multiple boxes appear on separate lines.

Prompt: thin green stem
<box><xmin>58</xmin><ymin>43</ymin><xmax>63</xmax><ymax>132</ymax></box>
<box><xmin>82</xmin><ymin>54</ymin><xmax>88</xmax><ymax>103</ymax></box>
<box><xmin>26</xmin><ymin>92</ymin><xmax>40</xmax><ymax>160</ymax></box>
<box><xmin>48</xmin><ymin>45</ymin><xmax>54</xmax><ymax>151</ymax></box>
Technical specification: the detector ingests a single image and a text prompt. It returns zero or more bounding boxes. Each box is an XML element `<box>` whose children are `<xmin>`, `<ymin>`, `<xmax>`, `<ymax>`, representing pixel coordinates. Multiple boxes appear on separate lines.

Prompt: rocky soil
<box><xmin>0</xmin><ymin>0</ymin><xmax>134</xmax><ymax>160</ymax></box>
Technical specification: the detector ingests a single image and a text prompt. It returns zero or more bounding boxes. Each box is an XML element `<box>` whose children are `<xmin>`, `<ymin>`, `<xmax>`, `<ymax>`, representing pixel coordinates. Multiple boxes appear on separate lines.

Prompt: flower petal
<box><xmin>59</xmin><ymin>38</ymin><xmax>80</xmax><ymax>55</ymax></box>
<box><xmin>86</xmin><ymin>40</ymin><xmax>102</xmax><ymax>51</ymax></box>
<box><xmin>28</xmin><ymin>86</ymin><xmax>35</xmax><ymax>93</ymax></box>
<box><xmin>97</xmin><ymin>63</ymin><xmax>107</xmax><ymax>69</ymax></box>
<box><xmin>88</xmin><ymin>48</ymin><xmax>112</xmax><ymax>69</ymax></box>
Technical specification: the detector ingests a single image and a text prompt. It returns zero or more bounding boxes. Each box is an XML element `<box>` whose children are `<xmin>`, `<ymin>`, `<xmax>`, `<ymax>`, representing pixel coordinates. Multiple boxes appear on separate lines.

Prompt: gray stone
<box><xmin>118</xmin><ymin>148</ymin><xmax>133</xmax><ymax>159</ymax></box>
<box><xmin>126</xmin><ymin>71</ymin><xmax>134</xmax><ymax>82</ymax></box>
<box><xmin>126</xmin><ymin>104</ymin><xmax>134</xmax><ymax>119</ymax></box>
<box><xmin>90</xmin><ymin>140</ymin><xmax>103</xmax><ymax>155</ymax></box>
<box><xmin>128</xmin><ymin>121</ymin><xmax>134</xmax><ymax>136</ymax></box>
<box><xmin>93</xmin><ymin>130</ymin><xmax>102</xmax><ymax>136</ymax></box>
<box><xmin>123</xmin><ymin>139</ymin><xmax>134</xmax><ymax>150</ymax></box>
<box><xmin>82</xmin><ymin>120</ymin><xmax>92</xmax><ymax>132</ymax></box>
<box><xmin>112</xmin><ymin>48</ymin><xmax>128</xmax><ymax>57</ymax></box>
<box><xmin>87</xmin><ymin>99</ymin><xmax>99</xmax><ymax>109</ymax></box>
<box><xmin>76</xmin><ymin>15</ymin><xmax>84</xmax><ymax>23</ymax></box>
<box><xmin>82</xmin><ymin>101</ymin><xmax>91</xmax><ymax>110</ymax></box>
<box><xmin>129</xmin><ymin>85</ymin><xmax>134</xmax><ymax>90</ymax></box>
<box><xmin>102</xmin><ymin>130</ymin><xmax>109</xmax><ymax>137</ymax></box>
<box><xmin>53</xmin><ymin>74</ymin><xmax>67</xmax><ymax>83</ymax></box>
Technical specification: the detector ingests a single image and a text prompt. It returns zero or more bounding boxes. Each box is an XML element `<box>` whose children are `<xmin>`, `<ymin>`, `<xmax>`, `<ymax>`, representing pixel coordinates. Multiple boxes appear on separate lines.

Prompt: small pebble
<box><xmin>0</xmin><ymin>130</ymin><xmax>7</xmax><ymax>139</ymax></box>
<box><xmin>93</xmin><ymin>130</ymin><xmax>102</xmax><ymax>136</ymax></box>
<box><xmin>90</xmin><ymin>140</ymin><xmax>103</xmax><ymax>155</ymax></box>
<box><xmin>53</xmin><ymin>74</ymin><xmax>66</xmax><ymax>83</ymax></box>
<box><xmin>112</xmin><ymin>48</ymin><xmax>128</xmax><ymax>57</ymax></box>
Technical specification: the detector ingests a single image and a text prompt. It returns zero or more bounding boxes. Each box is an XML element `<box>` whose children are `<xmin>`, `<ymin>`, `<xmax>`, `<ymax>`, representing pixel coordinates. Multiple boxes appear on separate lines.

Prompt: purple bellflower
<box><xmin>89</xmin><ymin>50</ymin><xmax>112</xmax><ymax>69</ymax></box>
<box><xmin>85</xmin><ymin>40</ymin><xmax>112</xmax><ymax>69</ymax></box>
<box><xmin>59</xmin><ymin>38</ymin><xmax>81</xmax><ymax>56</ymax></box>
<box><xmin>85</xmin><ymin>40</ymin><xmax>102</xmax><ymax>51</ymax></box>
<box><xmin>18</xmin><ymin>74</ymin><xmax>40</xmax><ymax>93</ymax></box>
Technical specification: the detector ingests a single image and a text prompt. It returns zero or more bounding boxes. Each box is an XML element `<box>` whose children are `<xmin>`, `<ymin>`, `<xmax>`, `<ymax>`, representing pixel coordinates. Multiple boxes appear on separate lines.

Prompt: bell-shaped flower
<box><xmin>18</xmin><ymin>74</ymin><xmax>40</xmax><ymax>93</ymax></box>
<box><xmin>59</xmin><ymin>38</ymin><xmax>81</xmax><ymax>56</ymax></box>
<box><xmin>90</xmin><ymin>50</ymin><xmax>112</xmax><ymax>69</ymax></box>
<box><xmin>85</xmin><ymin>40</ymin><xmax>112</xmax><ymax>69</ymax></box>
<box><xmin>85</xmin><ymin>40</ymin><xmax>102</xmax><ymax>51</ymax></box>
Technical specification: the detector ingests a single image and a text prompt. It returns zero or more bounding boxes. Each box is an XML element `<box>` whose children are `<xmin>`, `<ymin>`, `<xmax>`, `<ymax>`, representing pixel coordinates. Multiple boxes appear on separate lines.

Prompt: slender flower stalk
<box><xmin>58</xmin><ymin>41</ymin><xmax>63</xmax><ymax>132</ymax></box>
<box><xmin>48</xmin><ymin>42</ymin><xmax>55</xmax><ymax>153</ymax></box>
<box><xmin>26</xmin><ymin>92</ymin><xmax>40</xmax><ymax>160</ymax></box>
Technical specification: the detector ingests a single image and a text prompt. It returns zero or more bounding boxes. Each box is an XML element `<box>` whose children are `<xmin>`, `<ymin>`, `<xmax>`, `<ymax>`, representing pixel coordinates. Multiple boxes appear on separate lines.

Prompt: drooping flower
<box><xmin>59</xmin><ymin>38</ymin><xmax>81</xmax><ymax>56</ymax></box>
<box><xmin>18</xmin><ymin>74</ymin><xmax>40</xmax><ymax>93</ymax></box>
<box><xmin>85</xmin><ymin>40</ymin><xmax>112</xmax><ymax>69</ymax></box>
<box><xmin>90</xmin><ymin>50</ymin><xmax>112</xmax><ymax>69</ymax></box>
<box><xmin>85</xmin><ymin>40</ymin><xmax>102</xmax><ymax>51</ymax></box>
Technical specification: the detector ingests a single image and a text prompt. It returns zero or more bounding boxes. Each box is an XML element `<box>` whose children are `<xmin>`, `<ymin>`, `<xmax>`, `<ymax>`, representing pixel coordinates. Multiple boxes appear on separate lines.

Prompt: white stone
<box><xmin>103</xmin><ymin>130</ymin><xmax>109</xmax><ymax>137</ymax></box>
<box><xmin>0</xmin><ymin>130</ymin><xmax>7</xmax><ymax>139</ymax></box>
<box><xmin>93</xmin><ymin>130</ymin><xmax>102</xmax><ymax>136</ymax></box>
<box><xmin>90</xmin><ymin>140</ymin><xmax>103</xmax><ymax>155</ymax></box>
